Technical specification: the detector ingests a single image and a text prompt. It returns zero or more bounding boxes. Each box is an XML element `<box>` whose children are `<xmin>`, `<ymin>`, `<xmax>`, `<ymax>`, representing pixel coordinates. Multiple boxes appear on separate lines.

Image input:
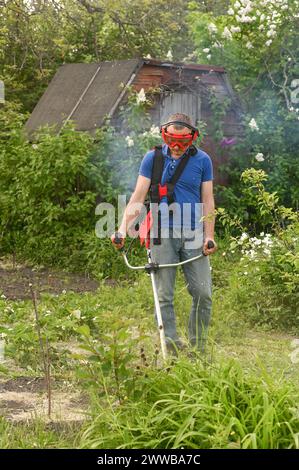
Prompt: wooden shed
<box><xmin>25</xmin><ymin>58</ymin><xmax>244</xmax><ymax>185</ymax></box>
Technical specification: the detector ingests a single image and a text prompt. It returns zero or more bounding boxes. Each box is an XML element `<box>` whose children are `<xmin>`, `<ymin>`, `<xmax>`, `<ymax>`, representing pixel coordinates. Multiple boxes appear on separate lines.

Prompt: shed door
<box><xmin>160</xmin><ymin>91</ymin><xmax>200</xmax><ymax>125</ymax></box>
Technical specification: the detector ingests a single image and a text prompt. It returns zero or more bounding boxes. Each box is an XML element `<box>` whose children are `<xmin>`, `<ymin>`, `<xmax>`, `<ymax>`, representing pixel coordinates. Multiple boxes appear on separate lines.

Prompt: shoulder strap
<box><xmin>169</xmin><ymin>153</ymin><xmax>191</xmax><ymax>187</ymax></box>
<box><xmin>169</xmin><ymin>145</ymin><xmax>197</xmax><ymax>186</ymax></box>
<box><xmin>149</xmin><ymin>145</ymin><xmax>164</xmax><ymax>203</ymax></box>
<box><xmin>149</xmin><ymin>145</ymin><xmax>195</xmax><ymax>204</ymax></box>
<box><xmin>166</xmin><ymin>146</ymin><xmax>195</xmax><ymax>204</ymax></box>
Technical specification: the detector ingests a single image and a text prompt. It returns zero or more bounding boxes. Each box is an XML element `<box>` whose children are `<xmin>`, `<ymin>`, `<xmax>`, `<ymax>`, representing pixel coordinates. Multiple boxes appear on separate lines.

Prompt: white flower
<box><xmin>281</xmin><ymin>4</ymin><xmax>288</xmax><ymax>10</ymax></box>
<box><xmin>72</xmin><ymin>309</ymin><xmax>81</xmax><ymax>319</ymax></box>
<box><xmin>207</xmin><ymin>54</ymin><xmax>211</xmax><ymax>60</ymax></box>
<box><xmin>246</xmin><ymin>41</ymin><xmax>254</xmax><ymax>49</ymax></box>
<box><xmin>265</xmin><ymin>39</ymin><xmax>272</xmax><ymax>47</ymax></box>
<box><xmin>32</xmin><ymin>144</ymin><xmax>38</xmax><ymax>150</ymax></box>
<box><xmin>222</xmin><ymin>27</ymin><xmax>233</xmax><ymax>40</ymax></box>
<box><xmin>240</xmin><ymin>15</ymin><xmax>252</xmax><ymax>23</ymax></box>
<box><xmin>228</xmin><ymin>7</ymin><xmax>234</xmax><ymax>15</ymax></box>
<box><xmin>145</xmin><ymin>54</ymin><xmax>152</xmax><ymax>59</ymax></box>
<box><xmin>136</xmin><ymin>88</ymin><xmax>146</xmax><ymax>104</ymax></box>
<box><xmin>267</xmin><ymin>29</ymin><xmax>276</xmax><ymax>37</ymax></box>
<box><xmin>208</xmin><ymin>23</ymin><xmax>218</xmax><ymax>34</ymax></box>
<box><xmin>263</xmin><ymin>248</ymin><xmax>271</xmax><ymax>255</ymax></box>
<box><xmin>1</xmin><ymin>294</ymin><xmax>6</xmax><ymax>299</ymax></box>
<box><xmin>203</xmin><ymin>48</ymin><xmax>210</xmax><ymax>53</ymax></box>
<box><xmin>244</xmin><ymin>271</ymin><xmax>248</xmax><ymax>275</ymax></box>
<box><xmin>262</xmin><ymin>237</ymin><xmax>273</xmax><ymax>246</ymax></box>
<box><xmin>125</xmin><ymin>136</ymin><xmax>134</xmax><ymax>147</ymax></box>
<box><xmin>249</xmin><ymin>118</ymin><xmax>259</xmax><ymax>130</ymax></box>
<box><xmin>254</xmin><ymin>239</ymin><xmax>262</xmax><ymax>246</ymax></box>
<box><xmin>258</xmin><ymin>24</ymin><xmax>265</xmax><ymax>30</ymax></box>
<box><xmin>255</xmin><ymin>152</ymin><xmax>264</xmax><ymax>162</ymax></box>
<box><xmin>222</xmin><ymin>252</ymin><xmax>226</xmax><ymax>256</ymax></box>
<box><xmin>149</xmin><ymin>125</ymin><xmax>160</xmax><ymax>137</ymax></box>
<box><xmin>166</xmin><ymin>50</ymin><xmax>173</xmax><ymax>61</ymax></box>
<box><xmin>260</xmin><ymin>232</ymin><xmax>265</xmax><ymax>237</ymax></box>
<box><xmin>62</xmin><ymin>289</ymin><xmax>67</xmax><ymax>294</ymax></box>
<box><xmin>234</xmin><ymin>1</ymin><xmax>241</xmax><ymax>8</ymax></box>
<box><xmin>240</xmin><ymin>232</ymin><xmax>248</xmax><ymax>241</ymax></box>
<box><xmin>260</xmin><ymin>13</ymin><xmax>265</xmax><ymax>21</ymax></box>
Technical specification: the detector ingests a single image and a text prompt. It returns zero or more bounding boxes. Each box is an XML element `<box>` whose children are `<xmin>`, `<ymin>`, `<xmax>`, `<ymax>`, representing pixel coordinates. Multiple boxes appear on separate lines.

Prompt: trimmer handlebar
<box><xmin>121</xmin><ymin>240</ymin><xmax>215</xmax><ymax>271</ymax></box>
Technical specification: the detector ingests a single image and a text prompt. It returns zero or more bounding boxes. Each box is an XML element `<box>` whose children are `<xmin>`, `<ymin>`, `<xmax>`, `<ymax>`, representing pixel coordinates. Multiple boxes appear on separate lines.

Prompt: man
<box><xmin>112</xmin><ymin>113</ymin><xmax>217</xmax><ymax>355</ymax></box>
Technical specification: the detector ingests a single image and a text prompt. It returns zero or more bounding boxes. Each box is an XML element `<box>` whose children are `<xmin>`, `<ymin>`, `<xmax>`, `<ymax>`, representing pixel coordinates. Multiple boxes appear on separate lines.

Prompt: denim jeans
<box><xmin>150</xmin><ymin>227</ymin><xmax>212</xmax><ymax>352</ymax></box>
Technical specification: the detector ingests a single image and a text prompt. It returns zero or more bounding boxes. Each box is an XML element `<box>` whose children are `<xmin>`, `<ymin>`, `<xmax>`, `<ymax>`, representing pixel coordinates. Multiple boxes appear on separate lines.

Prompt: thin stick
<box><xmin>29</xmin><ymin>283</ymin><xmax>52</xmax><ymax>418</ymax></box>
<box><xmin>45</xmin><ymin>338</ymin><xmax>52</xmax><ymax>418</ymax></box>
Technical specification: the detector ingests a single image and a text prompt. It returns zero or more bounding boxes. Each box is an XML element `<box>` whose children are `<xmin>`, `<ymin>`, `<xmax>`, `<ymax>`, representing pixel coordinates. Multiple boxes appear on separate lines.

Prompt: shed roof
<box><xmin>25</xmin><ymin>58</ymin><xmax>229</xmax><ymax>137</ymax></box>
<box><xmin>25</xmin><ymin>59</ymin><xmax>142</xmax><ymax>136</ymax></box>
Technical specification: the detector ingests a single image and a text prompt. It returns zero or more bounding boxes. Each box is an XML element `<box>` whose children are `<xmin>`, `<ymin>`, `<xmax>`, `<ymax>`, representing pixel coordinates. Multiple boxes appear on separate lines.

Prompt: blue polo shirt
<box><xmin>139</xmin><ymin>144</ymin><xmax>213</xmax><ymax>229</ymax></box>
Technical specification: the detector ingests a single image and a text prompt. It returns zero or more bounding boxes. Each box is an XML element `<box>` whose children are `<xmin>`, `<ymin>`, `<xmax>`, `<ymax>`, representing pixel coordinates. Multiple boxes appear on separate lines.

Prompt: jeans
<box><xmin>150</xmin><ymin>227</ymin><xmax>212</xmax><ymax>352</ymax></box>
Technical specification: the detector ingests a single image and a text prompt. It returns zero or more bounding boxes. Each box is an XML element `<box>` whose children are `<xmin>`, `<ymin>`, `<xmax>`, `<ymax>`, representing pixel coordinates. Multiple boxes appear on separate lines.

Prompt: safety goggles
<box><xmin>161</xmin><ymin>128</ymin><xmax>194</xmax><ymax>150</ymax></box>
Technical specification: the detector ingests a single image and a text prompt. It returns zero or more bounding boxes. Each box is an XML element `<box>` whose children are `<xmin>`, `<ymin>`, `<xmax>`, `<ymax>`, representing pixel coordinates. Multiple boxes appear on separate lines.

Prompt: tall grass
<box><xmin>80</xmin><ymin>357</ymin><xmax>299</xmax><ymax>449</ymax></box>
<box><xmin>0</xmin><ymin>418</ymin><xmax>80</xmax><ymax>449</ymax></box>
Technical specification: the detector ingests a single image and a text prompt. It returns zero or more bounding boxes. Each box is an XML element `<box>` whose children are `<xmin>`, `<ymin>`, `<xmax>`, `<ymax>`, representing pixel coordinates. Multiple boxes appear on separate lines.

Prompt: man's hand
<box><xmin>111</xmin><ymin>232</ymin><xmax>125</xmax><ymax>250</ymax></box>
<box><xmin>203</xmin><ymin>238</ymin><xmax>217</xmax><ymax>256</ymax></box>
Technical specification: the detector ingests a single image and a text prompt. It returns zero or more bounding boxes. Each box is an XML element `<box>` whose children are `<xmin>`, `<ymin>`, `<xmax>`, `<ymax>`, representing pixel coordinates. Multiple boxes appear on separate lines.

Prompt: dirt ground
<box><xmin>0</xmin><ymin>375</ymin><xmax>89</xmax><ymax>423</ymax></box>
<box><xmin>0</xmin><ymin>257</ymin><xmax>100</xmax><ymax>300</ymax></box>
<box><xmin>0</xmin><ymin>257</ymin><xmax>101</xmax><ymax>423</ymax></box>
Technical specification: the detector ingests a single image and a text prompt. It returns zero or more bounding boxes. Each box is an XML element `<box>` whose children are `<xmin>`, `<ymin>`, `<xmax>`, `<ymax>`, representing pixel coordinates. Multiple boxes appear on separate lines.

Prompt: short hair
<box><xmin>166</xmin><ymin>113</ymin><xmax>193</xmax><ymax>130</ymax></box>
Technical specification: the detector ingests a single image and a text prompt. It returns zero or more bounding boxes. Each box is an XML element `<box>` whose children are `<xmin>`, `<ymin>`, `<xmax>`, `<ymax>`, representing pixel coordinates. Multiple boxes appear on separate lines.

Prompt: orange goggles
<box><xmin>161</xmin><ymin>128</ymin><xmax>194</xmax><ymax>150</ymax></box>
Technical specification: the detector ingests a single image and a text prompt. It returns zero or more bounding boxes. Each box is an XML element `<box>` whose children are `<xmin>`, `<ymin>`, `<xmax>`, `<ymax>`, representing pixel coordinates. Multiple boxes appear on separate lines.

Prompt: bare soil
<box><xmin>0</xmin><ymin>376</ymin><xmax>89</xmax><ymax>423</ymax></box>
<box><xmin>0</xmin><ymin>257</ymin><xmax>99</xmax><ymax>300</ymax></box>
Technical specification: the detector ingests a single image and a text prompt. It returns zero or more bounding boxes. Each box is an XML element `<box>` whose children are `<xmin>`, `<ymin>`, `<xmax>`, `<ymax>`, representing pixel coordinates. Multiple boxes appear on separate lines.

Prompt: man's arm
<box><xmin>112</xmin><ymin>175</ymin><xmax>151</xmax><ymax>247</ymax></box>
<box><xmin>201</xmin><ymin>180</ymin><xmax>217</xmax><ymax>255</ymax></box>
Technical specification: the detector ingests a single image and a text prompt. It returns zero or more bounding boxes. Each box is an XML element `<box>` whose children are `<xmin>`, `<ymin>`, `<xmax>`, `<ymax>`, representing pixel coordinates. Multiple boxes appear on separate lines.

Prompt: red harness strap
<box><xmin>139</xmin><ymin>210</ymin><xmax>153</xmax><ymax>248</ymax></box>
<box><xmin>139</xmin><ymin>145</ymin><xmax>195</xmax><ymax>247</ymax></box>
<box><xmin>158</xmin><ymin>184</ymin><xmax>168</xmax><ymax>198</ymax></box>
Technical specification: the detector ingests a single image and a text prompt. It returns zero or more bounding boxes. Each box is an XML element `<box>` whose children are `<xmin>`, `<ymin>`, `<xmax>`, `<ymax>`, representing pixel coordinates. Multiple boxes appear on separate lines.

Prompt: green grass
<box><xmin>0</xmin><ymin>418</ymin><xmax>81</xmax><ymax>449</ymax></box>
<box><xmin>80</xmin><ymin>358</ymin><xmax>299</xmax><ymax>449</ymax></box>
<box><xmin>0</xmin><ymin>245</ymin><xmax>298</xmax><ymax>448</ymax></box>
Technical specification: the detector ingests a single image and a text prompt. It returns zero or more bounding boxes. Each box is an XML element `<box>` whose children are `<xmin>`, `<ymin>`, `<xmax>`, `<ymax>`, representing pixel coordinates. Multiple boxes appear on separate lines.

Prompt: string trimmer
<box><xmin>113</xmin><ymin>232</ymin><xmax>214</xmax><ymax>362</ymax></box>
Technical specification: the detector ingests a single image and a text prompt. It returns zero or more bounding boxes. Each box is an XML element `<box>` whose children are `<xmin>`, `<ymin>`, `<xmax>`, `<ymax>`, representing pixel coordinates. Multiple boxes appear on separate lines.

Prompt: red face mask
<box><xmin>161</xmin><ymin>128</ymin><xmax>194</xmax><ymax>151</ymax></box>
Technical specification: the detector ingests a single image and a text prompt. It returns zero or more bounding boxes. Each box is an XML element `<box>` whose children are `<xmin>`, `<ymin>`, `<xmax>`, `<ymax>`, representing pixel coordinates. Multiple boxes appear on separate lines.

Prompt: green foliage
<box><xmin>1</xmin><ymin>262</ymin><xmax>298</xmax><ymax>448</ymax></box>
<box><xmin>80</xmin><ymin>358</ymin><xmax>299</xmax><ymax>449</ymax></box>
<box><xmin>0</xmin><ymin>0</ymin><xmax>193</xmax><ymax>112</ymax></box>
<box><xmin>216</xmin><ymin>165</ymin><xmax>298</xmax><ymax>236</ymax></box>
<box><xmin>189</xmin><ymin>1</ymin><xmax>299</xmax><ymax>213</ymax></box>
<box><xmin>0</xmin><ymin>115</ymin><xmax>118</xmax><ymax>275</ymax></box>
<box><xmin>0</xmin><ymin>418</ymin><xmax>80</xmax><ymax>449</ymax></box>
<box><xmin>0</xmin><ymin>90</ymin><xmax>160</xmax><ymax>278</ymax></box>
<box><xmin>215</xmin><ymin>167</ymin><xmax>298</xmax><ymax>330</ymax></box>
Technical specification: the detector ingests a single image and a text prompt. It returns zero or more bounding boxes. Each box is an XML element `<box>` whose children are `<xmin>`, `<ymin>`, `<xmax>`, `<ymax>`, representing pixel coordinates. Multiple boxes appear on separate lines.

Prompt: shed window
<box><xmin>160</xmin><ymin>91</ymin><xmax>200</xmax><ymax>125</ymax></box>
